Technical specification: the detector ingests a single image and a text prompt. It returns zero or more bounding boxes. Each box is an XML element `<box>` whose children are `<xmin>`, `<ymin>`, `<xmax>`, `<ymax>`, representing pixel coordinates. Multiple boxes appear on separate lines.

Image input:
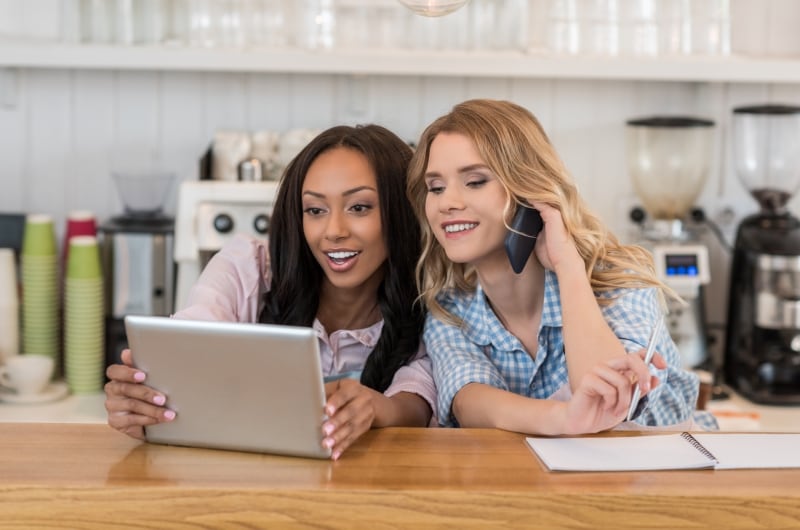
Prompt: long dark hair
<box><xmin>259</xmin><ymin>124</ymin><xmax>423</xmax><ymax>393</ymax></box>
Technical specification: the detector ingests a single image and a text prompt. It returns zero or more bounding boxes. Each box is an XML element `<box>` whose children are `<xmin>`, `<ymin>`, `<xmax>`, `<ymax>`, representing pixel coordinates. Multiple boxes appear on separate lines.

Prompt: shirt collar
<box><xmin>462</xmin><ymin>270</ymin><xmax>563</xmax><ymax>349</ymax></box>
<box><xmin>312</xmin><ymin>318</ymin><xmax>383</xmax><ymax>348</ymax></box>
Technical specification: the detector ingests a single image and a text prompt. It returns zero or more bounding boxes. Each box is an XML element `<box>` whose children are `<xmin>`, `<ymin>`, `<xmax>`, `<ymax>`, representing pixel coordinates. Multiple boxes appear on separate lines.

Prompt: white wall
<box><xmin>2</xmin><ymin>1</ymin><xmax>800</xmax><ymax>367</ymax></box>
<box><xmin>5</xmin><ymin>71</ymin><xmax>798</xmax><ymax>227</ymax></box>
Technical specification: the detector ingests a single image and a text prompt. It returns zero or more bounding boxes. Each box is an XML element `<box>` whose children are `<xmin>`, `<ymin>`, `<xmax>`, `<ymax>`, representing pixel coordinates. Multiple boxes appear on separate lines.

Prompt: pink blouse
<box><xmin>174</xmin><ymin>234</ymin><xmax>437</xmax><ymax>423</ymax></box>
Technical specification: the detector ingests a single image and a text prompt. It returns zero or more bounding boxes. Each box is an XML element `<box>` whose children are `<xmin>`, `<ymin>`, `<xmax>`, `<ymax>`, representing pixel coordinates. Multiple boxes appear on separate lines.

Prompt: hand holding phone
<box><xmin>504</xmin><ymin>204</ymin><xmax>543</xmax><ymax>274</ymax></box>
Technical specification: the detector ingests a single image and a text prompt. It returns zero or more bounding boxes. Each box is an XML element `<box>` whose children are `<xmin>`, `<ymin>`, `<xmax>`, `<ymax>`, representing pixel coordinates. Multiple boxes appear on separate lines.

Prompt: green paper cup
<box><xmin>66</xmin><ymin>236</ymin><xmax>102</xmax><ymax>280</ymax></box>
<box><xmin>21</xmin><ymin>215</ymin><xmax>56</xmax><ymax>257</ymax></box>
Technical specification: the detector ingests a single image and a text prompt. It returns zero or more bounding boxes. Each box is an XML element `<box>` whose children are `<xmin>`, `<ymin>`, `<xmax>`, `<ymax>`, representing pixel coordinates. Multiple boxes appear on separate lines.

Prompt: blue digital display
<box><xmin>665</xmin><ymin>254</ymin><xmax>699</xmax><ymax>277</ymax></box>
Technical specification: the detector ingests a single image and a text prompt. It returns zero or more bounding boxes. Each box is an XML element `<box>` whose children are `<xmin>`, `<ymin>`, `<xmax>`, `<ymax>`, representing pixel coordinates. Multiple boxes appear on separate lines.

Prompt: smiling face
<box><xmin>424</xmin><ymin>132</ymin><xmax>510</xmax><ymax>268</ymax></box>
<box><xmin>302</xmin><ymin>146</ymin><xmax>387</xmax><ymax>293</ymax></box>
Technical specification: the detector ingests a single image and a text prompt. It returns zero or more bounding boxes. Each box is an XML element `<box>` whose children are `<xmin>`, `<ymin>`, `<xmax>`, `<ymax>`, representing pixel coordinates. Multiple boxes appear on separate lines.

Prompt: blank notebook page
<box><xmin>525</xmin><ymin>434</ymin><xmax>715</xmax><ymax>472</ymax></box>
<box><xmin>692</xmin><ymin>433</ymin><xmax>800</xmax><ymax>470</ymax></box>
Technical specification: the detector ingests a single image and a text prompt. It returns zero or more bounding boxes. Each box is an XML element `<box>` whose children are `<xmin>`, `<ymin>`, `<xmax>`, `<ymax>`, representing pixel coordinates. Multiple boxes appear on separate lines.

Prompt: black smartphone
<box><xmin>504</xmin><ymin>204</ymin><xmax>543</xmax><ymax>274</ymax></box>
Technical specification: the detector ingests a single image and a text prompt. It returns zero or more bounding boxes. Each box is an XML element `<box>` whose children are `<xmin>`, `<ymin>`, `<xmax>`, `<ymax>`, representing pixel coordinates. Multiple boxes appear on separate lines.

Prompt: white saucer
<box><xmin>0</xmin><ymin>381</ymin><xmax>70</xmax><ymax>405</ymax></box>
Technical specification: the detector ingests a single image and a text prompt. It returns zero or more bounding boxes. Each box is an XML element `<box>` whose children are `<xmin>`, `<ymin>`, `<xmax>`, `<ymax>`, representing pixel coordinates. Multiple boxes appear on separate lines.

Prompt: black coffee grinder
<box><xmin>724</xmin><ymin>104</ymin><xmax>800</xmax><ymax>404</ymax></box>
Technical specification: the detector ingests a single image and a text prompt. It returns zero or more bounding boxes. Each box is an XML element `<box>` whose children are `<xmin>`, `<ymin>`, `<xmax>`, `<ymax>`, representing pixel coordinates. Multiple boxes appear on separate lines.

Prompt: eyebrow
<box><xmin>302</xmin><ymin>185</ymin><xmax>377</xmax><ymax>199</ymax></box>
<box><xmin>424</xmin><ymin>163</ymin><xmax>490</xmax><ymax>179</ymax></box>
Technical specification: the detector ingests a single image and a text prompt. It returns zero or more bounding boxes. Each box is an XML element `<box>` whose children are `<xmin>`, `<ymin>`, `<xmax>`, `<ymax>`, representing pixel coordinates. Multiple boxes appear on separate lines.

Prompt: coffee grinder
<box><xmin>99</xmin><ymin>172</ymin><xmax>176</xmax><ymax>368</ymax></box>
<box><xmin>724</xmin><ymin>104</ymin><xmax>800</xmax><ymax>405</ymax></box>
<box><xmin>626</xmin><ymin>116</ymin><xmax>715</xmax><ymax>368</ymax></box>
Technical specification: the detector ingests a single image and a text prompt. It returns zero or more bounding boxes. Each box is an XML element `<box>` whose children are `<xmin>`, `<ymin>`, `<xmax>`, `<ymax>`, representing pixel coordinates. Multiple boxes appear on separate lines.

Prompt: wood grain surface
<box><xmin>1</xmin><ymin>423</ymin><xmax>799</xmax><ymax>529</ymax></box>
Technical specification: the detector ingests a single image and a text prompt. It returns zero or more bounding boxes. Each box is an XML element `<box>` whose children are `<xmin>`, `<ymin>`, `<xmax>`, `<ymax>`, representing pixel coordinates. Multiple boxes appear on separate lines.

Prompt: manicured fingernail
<box><xmin>323</xmin><ymin>437</ymin><xmax>334</xmax><ymax>448</ymax></box>
<box><xmin>152</xmin><ymin>395</ymin><xmax>166</xmax><ymax>406</ymax></box>
<box><xmin>163</xmin><ymin>410</ymin><xmax>176</xmax><ymax>420</ymax></box>
<box><xmin>332</xmin><ymin>451</ymin><xmax>341</xmax><ymax>460</ymax></box>
<box><xmin>324</xmin><ymin>423</ymin><xmax>335</xmax><ymax>435</ymax></box>
<box><xmin>134</xmin><ymin>371</ymin><xmax>146</xmax><ymax>382</ymax></box>
<box><xmin>325</xmin><ymin>405</ymin><xmax>335</xmax><ymax>416</ymax></box>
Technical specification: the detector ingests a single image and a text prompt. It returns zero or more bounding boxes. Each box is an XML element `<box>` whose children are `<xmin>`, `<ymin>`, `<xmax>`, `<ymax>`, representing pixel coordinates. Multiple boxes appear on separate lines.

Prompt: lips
<box><xmin>444</xmin><ymin>222</ymin><xmax>478</xmax><ymax>234</ymax></box>
<box><xmin>442</xmin><ymin>221</ymin><xmax>478</xmax><ymax>239</ymax></box>
<box><xmin>324</xmin><ymin>250</ymin><xmax>360</xmax><ymax>272</ymax></box>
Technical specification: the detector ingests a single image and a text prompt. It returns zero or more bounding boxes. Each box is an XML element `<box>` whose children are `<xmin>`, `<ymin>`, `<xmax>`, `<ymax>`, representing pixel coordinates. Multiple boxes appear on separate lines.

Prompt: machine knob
<box><xmin>690</xmin><ymin>207</ymin><xmax>706</xmax><ymax>223</ymax></box>
<box><xmin>253</xmin><ymin>214</ymin><xmax>270</xmax><ymax>235</ymax></box>
<box><xmin>213</xmin><ymin>213</ymin><xmax>234</xmax><ymax>233</ymax></box>
<box><xmin>629</xmin><ymin>206</ymin><xmax>646</xmax><ymax>224</ymax></box>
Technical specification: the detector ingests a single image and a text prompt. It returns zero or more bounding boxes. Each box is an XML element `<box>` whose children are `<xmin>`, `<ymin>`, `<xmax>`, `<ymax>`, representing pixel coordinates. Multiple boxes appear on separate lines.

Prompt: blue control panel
<box><xmin>665</xmin><ymin>253</ymin><xmax>699</xmax><ymax>277</ymax></box>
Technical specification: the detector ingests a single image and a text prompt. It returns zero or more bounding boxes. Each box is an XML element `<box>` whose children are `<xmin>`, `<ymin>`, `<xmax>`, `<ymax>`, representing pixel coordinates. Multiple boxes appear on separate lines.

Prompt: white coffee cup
<box><xmin>0</xmin><ymin>354</ymin><xmax>54</xmax><ymax>396</ymax></box>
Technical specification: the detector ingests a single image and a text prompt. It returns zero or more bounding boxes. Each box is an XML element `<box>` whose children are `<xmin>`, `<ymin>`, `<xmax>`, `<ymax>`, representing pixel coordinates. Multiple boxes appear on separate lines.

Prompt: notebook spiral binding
<box><xmin>680</xmin><ymin>432</ymin><xmax>719</xmax><ymax>463</ymax></box>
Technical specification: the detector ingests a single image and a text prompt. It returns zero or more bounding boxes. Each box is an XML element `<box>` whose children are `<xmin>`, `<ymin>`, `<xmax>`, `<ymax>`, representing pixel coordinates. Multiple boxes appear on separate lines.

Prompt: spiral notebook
<box><xmin>526</xmin><ymin>433</ymin><xmax>800</xmax><ymax>472</ymax></box>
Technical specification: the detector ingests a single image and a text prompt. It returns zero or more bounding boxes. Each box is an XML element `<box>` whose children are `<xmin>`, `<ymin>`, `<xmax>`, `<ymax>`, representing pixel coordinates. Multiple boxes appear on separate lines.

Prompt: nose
<box><xmin>438</xmin><ymin>184</ymin><xmax>465</xmax><ymax>213</ymax></box>
<box><xmin>324</xmin><ymin>210</ymin><xmax>349</xmax><ymax>241</ymax></box>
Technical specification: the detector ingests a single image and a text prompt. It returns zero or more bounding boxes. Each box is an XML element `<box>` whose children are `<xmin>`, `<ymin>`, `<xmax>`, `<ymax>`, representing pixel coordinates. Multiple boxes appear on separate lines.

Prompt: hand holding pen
<box><xmin>561</xmin><ymin>323</ymin><xmax>668</xmax><ymax>435</ymax></box>
<box><xmin>626</xmin><ymin>317</ymin><xmax>665</xmax><ymax>422</ymax></box>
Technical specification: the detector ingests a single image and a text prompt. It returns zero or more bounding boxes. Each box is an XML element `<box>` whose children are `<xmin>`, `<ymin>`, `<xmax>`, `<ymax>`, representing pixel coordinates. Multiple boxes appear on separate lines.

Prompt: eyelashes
<box><xmin>425</xmin><ymin>179</ymin><xmax>487</xmax><ymax>194</ymax></box>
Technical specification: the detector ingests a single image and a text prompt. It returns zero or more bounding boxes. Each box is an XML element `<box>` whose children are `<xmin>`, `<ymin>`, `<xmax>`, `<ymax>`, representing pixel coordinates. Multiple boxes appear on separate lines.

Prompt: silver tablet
<box><xmin>124</xmin><ymin>315</ymin><xmax>331</xmax><ymax>459</ymax></box>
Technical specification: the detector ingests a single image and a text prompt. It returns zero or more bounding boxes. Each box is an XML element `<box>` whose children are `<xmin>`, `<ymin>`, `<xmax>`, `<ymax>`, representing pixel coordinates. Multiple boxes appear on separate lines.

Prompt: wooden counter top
<box><xmin>1</xmin><ymin>423</ymin><xmax>799</xmax><ymax>529</ymax></box>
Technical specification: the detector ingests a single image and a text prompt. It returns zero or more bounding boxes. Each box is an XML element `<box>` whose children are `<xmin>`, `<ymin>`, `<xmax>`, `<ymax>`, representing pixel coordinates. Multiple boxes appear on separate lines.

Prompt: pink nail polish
<box><xmin>153</xmin><ymin>395</ymin><xmax>166</xmax><ymax>406</ymax></box>
<box><xmin>163</xmin><ymin>410</ymin><xmax>176</xmax><ymax>420</ymax></box>
<box><xmin>133</xmin><ymin>372</ymin><xmax>146</xmax><ymax>382</ymax></box>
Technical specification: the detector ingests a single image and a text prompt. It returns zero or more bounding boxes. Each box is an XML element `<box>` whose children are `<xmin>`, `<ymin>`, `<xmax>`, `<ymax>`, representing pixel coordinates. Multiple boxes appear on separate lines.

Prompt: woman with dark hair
<box><xmin>105</xmin><ymin>124</ymin><xmax>435</xmax><ymax>459</ymax></box>
<box><xmin>263</xmin><ymin>124</ymin><xmax>424</xmax><ymax>393</ymax></box>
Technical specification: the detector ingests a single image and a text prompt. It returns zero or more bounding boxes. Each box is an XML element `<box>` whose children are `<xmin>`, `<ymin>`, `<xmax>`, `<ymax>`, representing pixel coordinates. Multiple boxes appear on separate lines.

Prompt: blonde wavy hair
<box><xmin>407</xmin><ymin>99</ymin><xmax>670</xmax><ymax>324</ymax></box>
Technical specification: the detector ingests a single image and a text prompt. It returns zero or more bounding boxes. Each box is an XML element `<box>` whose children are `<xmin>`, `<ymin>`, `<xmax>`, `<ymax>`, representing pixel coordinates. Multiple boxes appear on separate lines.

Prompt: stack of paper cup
<box><xmin>62</xmin><ymin>210</ymin><xmax>98</xmax><ymax>269</ymax></box>
<box><xmin>0</xmin><ymin>248</ymin><xmax>20</xmax><ymax>362</ymax></box>
<box><xmin>21</xmin><ymin>214</ymin><xmax>60</xmax><ymax>372</ymax></box>
<box><xmin>64</xmin><ymin>235</ymin><xmax>105</xmax><ymax>394</ymax></box>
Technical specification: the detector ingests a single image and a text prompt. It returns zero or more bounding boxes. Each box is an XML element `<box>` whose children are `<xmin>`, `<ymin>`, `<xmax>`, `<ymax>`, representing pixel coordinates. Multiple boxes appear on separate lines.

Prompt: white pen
<box><xmin>626</xmin><ymin>317</ymin><xmax>664</xmax><ymax>422</ymax></box>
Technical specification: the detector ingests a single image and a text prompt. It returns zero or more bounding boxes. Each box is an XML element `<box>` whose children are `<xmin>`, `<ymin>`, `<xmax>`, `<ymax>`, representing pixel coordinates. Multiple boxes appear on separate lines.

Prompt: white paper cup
<box><xmin>0</xmin><ymin>248</ymin><xmax>19</xmax><ymax>361</ymax></box>
<box><xmin>0</xmin><ymin>354</ymin><xmax>54</xmax><ymax>396</ymax></box>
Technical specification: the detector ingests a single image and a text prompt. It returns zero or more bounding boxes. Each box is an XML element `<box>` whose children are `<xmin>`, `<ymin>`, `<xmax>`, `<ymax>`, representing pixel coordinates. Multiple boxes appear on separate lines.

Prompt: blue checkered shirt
<box><xmin>425</xmin><ymin>270</ymin><xmax>716</xmax><ymax>429</ymax></box>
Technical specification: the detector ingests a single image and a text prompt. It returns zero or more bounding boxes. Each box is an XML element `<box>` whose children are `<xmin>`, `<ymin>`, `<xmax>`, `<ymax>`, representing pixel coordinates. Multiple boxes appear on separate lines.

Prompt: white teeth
<box><xmin>327</xmin><ymin>251</ymin><xmax>358</xmax><ymax>260</ymax></box>
<box><xmin>445</xmin><ymin>223</ymin><xmax>477</xmax><ymax>233</ymax></box>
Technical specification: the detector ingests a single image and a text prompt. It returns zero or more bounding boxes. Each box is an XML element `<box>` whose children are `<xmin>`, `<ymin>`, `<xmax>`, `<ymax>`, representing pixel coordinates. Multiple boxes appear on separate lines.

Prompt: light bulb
<box><xmin>397</xmin><ymin>0</ymin><xmax>469</xmax><ymax>17</ymax></box>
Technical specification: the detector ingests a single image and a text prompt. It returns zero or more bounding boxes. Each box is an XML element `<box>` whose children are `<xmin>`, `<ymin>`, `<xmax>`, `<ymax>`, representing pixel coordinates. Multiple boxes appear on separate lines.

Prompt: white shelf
<box><xmin>0</xmin><ymin>391</ymin><xmax>106</xmax><ymax>424</ymax></box>
<box><xmin>1</xmin><ymin>39</ymin><xmax>800</xmax><ymax>83</ymax></box>
<box><xmin>0</xmin><ymin>387</ymin><xmax>798</xmax><ymax>432</ymax></box>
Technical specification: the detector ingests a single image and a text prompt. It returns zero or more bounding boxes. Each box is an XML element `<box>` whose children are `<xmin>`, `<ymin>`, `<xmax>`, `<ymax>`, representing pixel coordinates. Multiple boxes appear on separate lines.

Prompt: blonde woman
<box><xmin>407</xmin><ymin>99</ymin><xmax>716</xmax><ymax>434</ymax></box>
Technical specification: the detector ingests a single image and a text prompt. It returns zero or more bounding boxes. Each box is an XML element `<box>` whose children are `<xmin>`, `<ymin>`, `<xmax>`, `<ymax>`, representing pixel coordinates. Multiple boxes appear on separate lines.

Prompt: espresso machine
<box><xmin>626</xmin><ymin>116</ymin><xmax>715</xmax><ymax>368</ymax></box>
<box><xmin>173</xmin><ymin>180</ymin><xmax>278</xmax><ymax>311</ymax></box>
<box><xmin>724</xmin><ymin>104</ymin><xmax>800</xmax><ymax>405</ymax></box>
<box><xmin>99</xmin><ymin>172</ymin><xmax>176</xmax><ymax>368</ymax></box>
